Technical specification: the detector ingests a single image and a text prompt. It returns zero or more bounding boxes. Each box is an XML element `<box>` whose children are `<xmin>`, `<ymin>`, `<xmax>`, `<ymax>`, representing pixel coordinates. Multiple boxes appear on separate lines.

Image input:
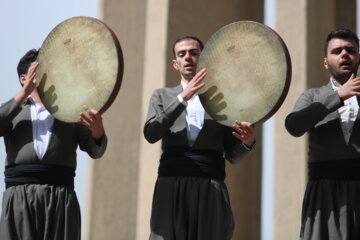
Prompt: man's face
<box><xmin>172</xmin><ymin>39</ymin><xmax>201</xmax><ymax>81</ymax></box>
<box><xmin>324</xmin><ymin>38</ymin><xmax>360</xmax><ymax>83</ymax></box>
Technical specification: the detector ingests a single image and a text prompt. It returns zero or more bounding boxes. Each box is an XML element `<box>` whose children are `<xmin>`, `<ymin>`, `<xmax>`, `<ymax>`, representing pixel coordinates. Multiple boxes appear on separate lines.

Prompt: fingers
<box><xmin>26</xmin><ymin>62</ymin><xmax>39</xmax><ymax>85</ymax></box>
<box><xmin>79</xmin><ymin>106</ymin><xmax>102</xmax><ymax>127</ymax></box>
<box><xmin>180</xmin><ymin>68</ymin><xmax>207</xmax><ymax>101</ymax></box>
<box><xmin>193</xmin><ymin>82</ymin><xmax>205</xmax><ymax>92</ymax></box>
<box><xmin>80</xmin><ymin>106</ymin><xmax>105</xmax><ymax>139</ymax></box>
<box><xmin>28</xmin><ymin>62</ymin><xmax>39</xmax><ymax>76</ymax></box>
<box><xmin>191</xmin><ymin>68</ymin><xmax>207</xmax><ymax>84</ymax></box>
<box><xmin>189</xmin><ymin>68</ymin><xmax>207</xmax><ymax>91</ymax></box>
<box><xmin>338</xmin><ymin>75</ymin><xmax>360</xmax><ymax>100</ymax></box>
<box><xmin>84</xmin><ymin>106</ymin><xmax>101</xmax><ymax>119</ymax></box>
<box><xmin>233</xmin><ymin>120</ymin><xmax>254</xmax><ymax>134</ymax></box>
<box><xmin>28</xmin><ymin>62</ymin><xmax>39</xmax><ymax>73</ymax></box>
<box><xmin>79</xmin><ymin>112</ymin><xmax>92</xmax><ymax>127</ymax></box>
<box><xmin>349</xmin><ymin>73</ymin><xmax>356</xmax><ymax>80</ymax></box>
<box><xmin>232</xmin><ymin>120</ymin><xmax>255</xmax><ymax>143</ymax></box>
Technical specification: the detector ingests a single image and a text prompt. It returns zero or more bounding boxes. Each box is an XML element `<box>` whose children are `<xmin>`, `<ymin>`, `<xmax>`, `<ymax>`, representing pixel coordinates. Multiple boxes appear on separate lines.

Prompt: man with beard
<box><xmin>144</xmin><ymin>36</ymin><xmax>256</xmax><ymax>240</ymax></box>
<box><xmin>285</xmin><ymin>29</ymin><xmax>360</xmax><ymax>239</ymax></box>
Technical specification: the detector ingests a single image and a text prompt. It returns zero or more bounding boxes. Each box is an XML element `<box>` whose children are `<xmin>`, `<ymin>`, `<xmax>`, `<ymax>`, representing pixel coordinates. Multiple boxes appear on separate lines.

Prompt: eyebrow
<box><xmin>330</xmin><ymin>46</ymin><xmax>357</xmax><ymax>52</ymax></box>
<box><xmin>176</xmin><ymin>48</ymin><xmax>200</xmax><ymax>55</ymax></box>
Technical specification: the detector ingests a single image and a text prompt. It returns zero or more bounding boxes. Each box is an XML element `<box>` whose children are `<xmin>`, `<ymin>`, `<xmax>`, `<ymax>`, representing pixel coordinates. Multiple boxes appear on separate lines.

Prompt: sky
<box><xmin>0</xmin><ymin>0</ymin><xmax>99</xmax><ymax>232</ymax></box>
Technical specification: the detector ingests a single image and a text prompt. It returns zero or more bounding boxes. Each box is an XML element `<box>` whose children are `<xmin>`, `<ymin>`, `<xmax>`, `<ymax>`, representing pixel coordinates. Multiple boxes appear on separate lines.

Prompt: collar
<box><xmin>26</xmin><ymin>96</ymin><xmax>45</xmax><ymax>110</ymax></box>
<box><xmin>26</xmin><ymin>96</ymin><xmax>36</xmax><ymax>105</ymax></box>
<box><xmin>180</xmin><ymin>80</ymin><xmax>187</xmax><ymax>90</ymax></box>
<box><xmin>330</xmin><ymin>77</ymin><xmax>341</xmax><ymax>90</ymax></box>
<box><xmin>180</xmin><ymin>80</ymin><xmax>199</xmax><ymax>99</ymax></box>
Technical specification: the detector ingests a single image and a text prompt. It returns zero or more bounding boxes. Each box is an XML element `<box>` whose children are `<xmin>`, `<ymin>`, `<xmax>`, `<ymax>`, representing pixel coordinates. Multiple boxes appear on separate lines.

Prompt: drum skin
<box><xmin>197</xmin><ymin>21</ymin><xmax>291</xmax><ymax>126</ymax></box>
<box><xmin>36</xmin><ymin>16</ymin><xmax>123</xmax><ymax>123</ymax></box>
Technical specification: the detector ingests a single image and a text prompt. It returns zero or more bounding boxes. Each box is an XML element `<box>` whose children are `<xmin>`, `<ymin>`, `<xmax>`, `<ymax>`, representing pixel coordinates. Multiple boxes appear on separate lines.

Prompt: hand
<box><xmin>23</xmin><ymin>62</ymin><xmax>39</xmax><ymax>95</ymax></box>
<box><xmin>337</xmin><ymin>74</ymin><xmax>360</xmax><ymax>101</ymax></box>
<box><xmin>14</xmin><ymin>62</ymin><xmax>39</xmax><ymax>104</ymax></box>
<box><xmin>79</xmin><ymin>106</ymin><xmax>105</xmax><ymax>140</ymax></box>
<box><xmin>232</xmin><ymin>120</ymin><xmax>255</xmax><ymax>147</ymax></box>
<box><xmin>179</xmin><ymin>68</ymin><xmax>207</xmax><ymax>101</ymax></box>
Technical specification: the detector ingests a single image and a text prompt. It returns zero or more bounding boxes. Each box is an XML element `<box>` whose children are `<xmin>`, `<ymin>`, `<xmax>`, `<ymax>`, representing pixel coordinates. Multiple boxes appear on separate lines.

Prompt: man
<box><xmin>285</xmin><ymin>29</ymin><xmax>360</xmax><ymax>239</ymax></box>
<box><xmin>0</xmin><ymin>49</ymin><xmax>107</xmax><ymax>240</ymax></box>
<box><xmin>144</xmin><ymin>36</ymin><xmax>256</xmax><ymax>240</ymax></box>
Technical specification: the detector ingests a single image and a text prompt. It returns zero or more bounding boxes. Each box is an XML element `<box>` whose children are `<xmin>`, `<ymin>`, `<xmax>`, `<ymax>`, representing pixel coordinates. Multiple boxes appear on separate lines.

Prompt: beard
<box><xmin>327</xmin><ymin>64</ymin><xmax>357</xmax><ymax>84</ymax></box>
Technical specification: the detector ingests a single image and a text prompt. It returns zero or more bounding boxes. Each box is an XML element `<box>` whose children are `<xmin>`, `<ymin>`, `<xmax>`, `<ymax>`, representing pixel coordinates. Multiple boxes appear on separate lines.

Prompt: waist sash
<box><xmin>5</xmin><ymin>164</ymin><xmax>75</xmax><ymax>189</ymax></box>
<box><xmin>308</xmin><ymin>160</ymin><xmax>360</xmax><ymax>180</ymax></box>
<box><xmin>158</xmin><ymin>148</ymin><xmax>225</xmax><ymax>180</ymax></box>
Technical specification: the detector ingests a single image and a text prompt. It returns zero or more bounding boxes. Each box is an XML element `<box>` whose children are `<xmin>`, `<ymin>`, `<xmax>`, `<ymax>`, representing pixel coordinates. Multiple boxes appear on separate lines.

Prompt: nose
<box><xmin>184</xmin><ymin>51</ymin><xmax>191</xmax><ymax>60</ymax></box>
<box><xmin>340</xmin><ymin>49</ymin><xmax>350</xmax><ymax>58</ymax></box>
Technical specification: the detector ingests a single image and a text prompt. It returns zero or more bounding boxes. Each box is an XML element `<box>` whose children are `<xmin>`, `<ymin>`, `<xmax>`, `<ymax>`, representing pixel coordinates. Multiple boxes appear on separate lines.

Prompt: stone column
<box><xmin>136</xmin><ymin>0</ymin><xmax>169</xmax><ymax>239</ymax></box>
<box><xmin>273</xmin><ymin>0</ymin><xmax>356</xmax><ymax>239</ymax></box>
<box><xmin>85</xmin><ymin>0</ymin><xmax>147</xmax><ymax>239</ymax></box>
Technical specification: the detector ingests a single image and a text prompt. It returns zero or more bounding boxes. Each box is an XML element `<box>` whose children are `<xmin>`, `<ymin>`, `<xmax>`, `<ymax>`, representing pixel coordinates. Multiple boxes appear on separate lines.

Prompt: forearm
<box><xmin>0</xmin><ymin>99</ymin><xmax>22</xmax><ymax>135</ymax></box>
<box><xmin>78</xmin><ymin>126</ymin><xmax>108</xmax><ymax>159</ymax></box>
<box><xmin>285</xmin><ymin>106</ymin><xmax>329</xmax><ymax>137</ymax></box>
<box><xmin>285</xmin><ymin>89</ymin><xmax>342</xmax><ymax>137</ymax></box>
<box><xmin>225</xmin><ymin>141</ymin><xmax>253</xmax><ymax>164</ymax></box>
<box><xmin>13</xmin><ymin>88</ymin><xmax>29</xmax><ymax>105</ymax></box>
<box><xmin>144</xmin><ymin>97</ymin><xmax>185</xmax><ymax>143</ymax></box>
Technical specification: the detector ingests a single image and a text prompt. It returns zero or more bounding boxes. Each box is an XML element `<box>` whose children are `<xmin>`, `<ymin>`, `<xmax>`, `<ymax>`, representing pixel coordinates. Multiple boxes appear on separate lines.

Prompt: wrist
<box><xmin>242</xmin><ymin>140</ymin><xmax>256</xmax><ymax>151</ymax></box>
<box><xmin>337</xmin><ymin>89</ymin><xmax>350</xmax><ymax>101</ymax></box>
<box><xmin>92</xmin><ymin>129</ymin><xmax>105</xmax><ymax>140</ymax></box>
<box><xmin>14</xmin><ymin>89</ymin><xmax>28</xmax><ymax>105</ymax></box>
<box><xmin>179</xmin><ymin>92</ymin><xmax>189</xmax><ymax>102</ymax></box>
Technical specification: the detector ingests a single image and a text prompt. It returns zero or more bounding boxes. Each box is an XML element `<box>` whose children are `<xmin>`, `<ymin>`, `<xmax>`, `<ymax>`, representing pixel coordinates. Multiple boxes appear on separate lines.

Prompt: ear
<box><xmin>19</xmin><ymin>74</ymin><xmax>26</xmax><ymax>85</ymax></box>
<box><xmin>172</xmin><ymin>59</ymin><xmax>179</xmax><ymax>71</ymax></box>
<box><xmin>323</xmin><ymin>57</ymin><xmax>328</xmax><ymax>69</ymax></box>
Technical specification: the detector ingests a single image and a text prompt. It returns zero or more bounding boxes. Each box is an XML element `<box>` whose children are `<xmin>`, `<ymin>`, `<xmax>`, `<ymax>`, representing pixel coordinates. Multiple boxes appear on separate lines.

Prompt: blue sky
<box><xmin>0</xmin><ymin>0</ymin><xmax>99</xmax><ymax>228</ymax></box>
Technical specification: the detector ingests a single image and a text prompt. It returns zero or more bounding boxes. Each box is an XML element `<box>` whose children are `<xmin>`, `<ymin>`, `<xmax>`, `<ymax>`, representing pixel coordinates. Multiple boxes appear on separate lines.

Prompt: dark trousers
<box><xmin>149</xmin><ymin>176</ymin><xmax>234</xmax><ymax>240</ymax></box>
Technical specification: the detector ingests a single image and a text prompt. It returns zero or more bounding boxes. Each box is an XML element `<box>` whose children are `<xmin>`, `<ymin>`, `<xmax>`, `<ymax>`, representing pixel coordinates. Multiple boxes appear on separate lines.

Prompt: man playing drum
<box><xmin>286</xmin><ymin>29</ymin><xmax>360</xmax><ymax>239</ymax></box>
<box><xmin>144</xmin><ymin>36</ymin><xmax>256</xmax><ymax>240</ymax></box>
<box><xmin>0</xmin><ymin>49</ymin><xmax>107</xmax><ymax>240</ymax></box>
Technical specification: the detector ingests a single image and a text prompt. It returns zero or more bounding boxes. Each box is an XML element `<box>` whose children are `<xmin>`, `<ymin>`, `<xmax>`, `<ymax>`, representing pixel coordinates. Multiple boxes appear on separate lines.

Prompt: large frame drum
<box><xmin>197</xmin><ymin>21</ymin><xmax>291</xmax><ymax>126</ymax></box>
<box><xmin>36</xmin><ymin>16</ymin><xmax>124</xmax><ymax>123</ymax></box>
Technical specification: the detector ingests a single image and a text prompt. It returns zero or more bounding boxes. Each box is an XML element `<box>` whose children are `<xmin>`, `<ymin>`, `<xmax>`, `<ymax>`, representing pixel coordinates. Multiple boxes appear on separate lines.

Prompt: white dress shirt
<box><xmin>178</xmin><ymin>81</ymin><xmax>205</xmax><ymax>146</ymax></box>
<box><xmin>177</xmin><ymin>81</ymin><xmax>254</xmax><ymax>150</ymax></box>
<box><xmin>331</xmin><ymin>78</ymin><xmax>359</xmax><ymax>144</ymax></box>
<box><xmin>29</xmin><ymin>97</ymin><xmax>55</xmax><ymax>159</ymax></box>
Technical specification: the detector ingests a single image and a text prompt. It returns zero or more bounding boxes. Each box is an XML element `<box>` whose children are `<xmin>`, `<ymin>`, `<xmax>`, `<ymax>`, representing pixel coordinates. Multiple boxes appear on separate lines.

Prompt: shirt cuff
<box><xmin>242</xmin><ymin>141</ymin><xmax>256</xmax><ymax>151</ymax></box>
<box><xmin>94</xmin><ymin>135</ymin><xmax>105</xmax><ymax>146</ymax></box>
<box><xmin>177</xmin><ymin>94</ymin><xmax>188</xmax><ymax>107</ymax></box>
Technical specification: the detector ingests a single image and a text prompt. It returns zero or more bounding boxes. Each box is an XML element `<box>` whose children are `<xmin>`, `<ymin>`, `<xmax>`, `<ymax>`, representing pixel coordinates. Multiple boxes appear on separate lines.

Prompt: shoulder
<box><xmin>153</xmin><ymin>85</ymin><xmax>181</xmax><ymax>94</ymax></box>
<box><xmin>152</xmin><ymin>85</ymin><xmax>182</xmax><ymax>98</ymax></box>
<box><xmin>301</xmin><ymin>83</ymin><xmax>332</xmax><ymax>97</ymax></box>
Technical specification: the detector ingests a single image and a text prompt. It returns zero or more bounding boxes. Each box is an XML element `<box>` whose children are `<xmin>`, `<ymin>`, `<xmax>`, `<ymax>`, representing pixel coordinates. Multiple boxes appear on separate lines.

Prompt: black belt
<box><xmin>5</xmin><ymin>164</ymin><xmax>75</xmax><ymax>189</ymax></box>
<box><xmin>158</xmin><ymin>148</ymin><xmax>225</xmax><ymax>180</ymax></box>
<box><xmin>308</xmin><ymin>160</ymin><xmax>360</xmax><ymax>180</ymax></box>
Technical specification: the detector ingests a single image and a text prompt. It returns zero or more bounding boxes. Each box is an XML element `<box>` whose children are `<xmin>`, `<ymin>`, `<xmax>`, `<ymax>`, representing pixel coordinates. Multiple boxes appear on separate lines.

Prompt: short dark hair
<box><xmin>324</xmin><ymin>29</ymin><xmax>359</xmax><ymax>56</ymax></box>
<box><xmin>172</xmin><ymin>36</ymin><xmax>204</xmax><ymax>57</ymax></box>
<box><xmin>17</xmin><ymin>48</ymin><xmax>39</xmax><ymax>77</ymax></box>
